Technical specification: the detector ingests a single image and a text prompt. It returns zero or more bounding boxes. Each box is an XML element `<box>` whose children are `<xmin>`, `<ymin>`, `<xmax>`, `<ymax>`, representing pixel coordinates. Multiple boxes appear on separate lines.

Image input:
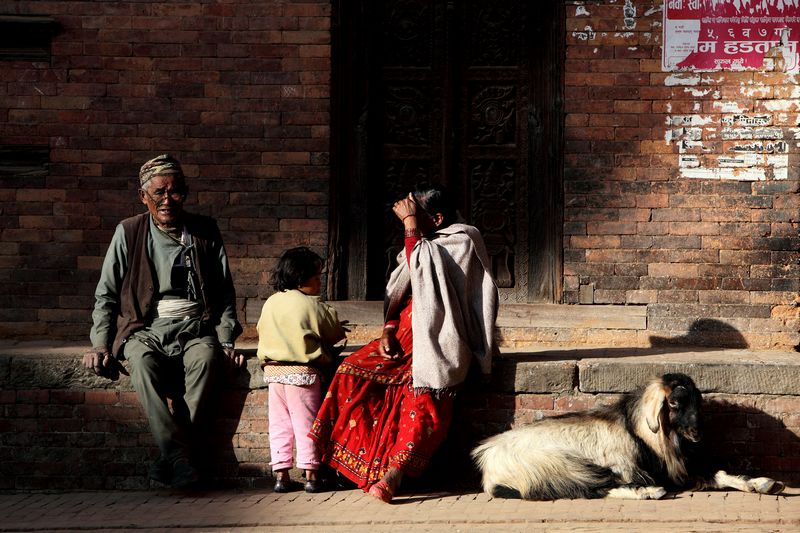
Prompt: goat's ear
<box><xmin>644</xmin><ymin>382</ymin><xmax>668</xmax><ymax>433</ymax></box>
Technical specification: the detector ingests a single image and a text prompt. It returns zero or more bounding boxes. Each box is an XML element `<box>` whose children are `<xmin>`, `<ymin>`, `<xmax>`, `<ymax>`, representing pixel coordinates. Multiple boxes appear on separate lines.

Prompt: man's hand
<box><xmin>222</xmin><ymin>343</ymin><xmax>245</xmax><ymax>368</ymax></box>
<box><xmin>82</xmin><ymin>347</ymin><xmax>121</xmax><ymax>379</ymax></box>
<box><xmin>379</xmin><ymin>328</ymin><xmax>402</xmax><ymax>359</ymax></box>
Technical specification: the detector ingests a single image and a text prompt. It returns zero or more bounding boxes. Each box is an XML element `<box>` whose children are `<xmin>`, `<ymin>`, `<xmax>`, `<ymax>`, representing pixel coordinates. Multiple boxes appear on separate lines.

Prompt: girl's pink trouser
<box><xmin>268</xmin><ymin>381</ymin><xmax>322</xmax><ymax>471</ymax></box>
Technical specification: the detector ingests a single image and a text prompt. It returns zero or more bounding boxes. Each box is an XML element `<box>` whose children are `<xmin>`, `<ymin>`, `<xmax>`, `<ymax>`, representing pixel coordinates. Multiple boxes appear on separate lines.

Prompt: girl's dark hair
<box><xmin>271</xmin><ymin>246</ymin><xmax>323</xmax><ymax>292</ymax></box>
<box><xmin>412</xmin><ymin>185</ymin><xmax>456</xmax><ymax>226</ymax></box>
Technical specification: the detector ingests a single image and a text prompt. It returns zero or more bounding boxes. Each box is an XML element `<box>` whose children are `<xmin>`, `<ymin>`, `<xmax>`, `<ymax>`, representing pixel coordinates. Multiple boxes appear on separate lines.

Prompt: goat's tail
<box><xmin>471</xmin><ymin>437</ymin><xmax>618</xmax><ymax>500</ymax></box>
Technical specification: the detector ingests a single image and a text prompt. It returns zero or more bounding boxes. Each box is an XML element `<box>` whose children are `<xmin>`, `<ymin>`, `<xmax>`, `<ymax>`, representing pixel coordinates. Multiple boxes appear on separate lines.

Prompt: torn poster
<box><xmin>662</xmin><ymin>0</ymin><xmax>800</xmax><ymax>72</ymax></box>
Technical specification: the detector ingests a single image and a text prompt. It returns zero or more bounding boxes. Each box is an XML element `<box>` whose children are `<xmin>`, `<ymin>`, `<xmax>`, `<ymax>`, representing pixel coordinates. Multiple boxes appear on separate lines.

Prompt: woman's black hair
<box><xmin>270</xmin><ymin>246</ymin><xmax>323</xmax><ymax>292</ymax></box>
<box><xmin>412</xmin><ymin>185</ymin><xmax>456</xmax><ymax>226</ymax></box>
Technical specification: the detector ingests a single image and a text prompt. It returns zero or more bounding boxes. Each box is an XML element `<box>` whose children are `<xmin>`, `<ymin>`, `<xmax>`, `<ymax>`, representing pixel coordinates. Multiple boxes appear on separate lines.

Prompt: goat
<box><xmin>471</xmin><ymin>373</ymin><xmax>785</xmax><ymax>500</ymax></box>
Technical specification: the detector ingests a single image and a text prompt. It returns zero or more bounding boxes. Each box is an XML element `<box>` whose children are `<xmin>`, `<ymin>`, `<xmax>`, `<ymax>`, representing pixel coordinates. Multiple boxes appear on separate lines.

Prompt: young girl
<box><xmin>257</xmin><ymin>246</ymin><xmax>348</xmax><ymax>493</ymax></box>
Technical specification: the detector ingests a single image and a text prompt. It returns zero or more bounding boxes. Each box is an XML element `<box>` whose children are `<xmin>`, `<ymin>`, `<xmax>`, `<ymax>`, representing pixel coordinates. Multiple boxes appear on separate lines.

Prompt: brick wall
<box><xmin>0</xmin><ymin>1</ymin><xmax>332</xmax><ymax>341</ymax></box>
<box><xmin>3</xmin><ymin>357</ymin><xmax>799</xmax><ymax>490</ymax></box>
<box><xmin>563</xmin><ymin>1</ymin><xmax>799</xmax><ymax>349</ymax></box>
<box><xmin>0</xmin><ymin>385</ymin><xmax>270</xmax><ymax>490</ymax></box>
<box><xmin>0</xmin><ymin>1</ymin><xmax>798</xmax><ymax>349</ymax></box>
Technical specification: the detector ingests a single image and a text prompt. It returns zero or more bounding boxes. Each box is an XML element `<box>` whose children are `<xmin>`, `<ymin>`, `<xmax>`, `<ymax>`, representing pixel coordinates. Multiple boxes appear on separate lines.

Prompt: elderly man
<box><xmin>84</xmin><ymin>154</ymin><xmax>243</xmax><ymax>488</ymax></box>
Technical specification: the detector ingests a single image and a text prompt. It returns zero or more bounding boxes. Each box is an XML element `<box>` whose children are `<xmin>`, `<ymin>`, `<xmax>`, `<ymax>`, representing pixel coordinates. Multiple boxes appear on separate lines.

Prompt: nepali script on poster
<box><xmin>662</xmin><ymin>0</ymin><xmax>800</xmax><ymax>72</ymax></box>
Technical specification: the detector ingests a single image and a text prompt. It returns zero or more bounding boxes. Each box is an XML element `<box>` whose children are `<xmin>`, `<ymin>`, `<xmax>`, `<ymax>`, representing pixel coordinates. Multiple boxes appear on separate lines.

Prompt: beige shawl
<box><xmin>385</xmin><ymin>223</ymin><xmax>499</xmax><ymax>392</ymax></box>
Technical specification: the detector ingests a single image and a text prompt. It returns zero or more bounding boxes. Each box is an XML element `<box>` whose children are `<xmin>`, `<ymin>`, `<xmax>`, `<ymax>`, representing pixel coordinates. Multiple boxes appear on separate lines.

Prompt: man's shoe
<box><xmin>171</xmin><ymin>458</ymin><xmax>200</xmax><ymax>489</ymax></box>
<box><xmin>148</xmin><ymin>457</ymin><xmax>173</xmax><ymax>485</ymax></box>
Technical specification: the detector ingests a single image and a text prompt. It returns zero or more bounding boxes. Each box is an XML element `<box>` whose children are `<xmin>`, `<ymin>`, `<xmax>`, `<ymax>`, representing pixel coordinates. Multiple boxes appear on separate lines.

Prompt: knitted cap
<box><xmin>139</xmin><ymin>154</ymin><xmax>183</xmax><ymax>188</ymax></box>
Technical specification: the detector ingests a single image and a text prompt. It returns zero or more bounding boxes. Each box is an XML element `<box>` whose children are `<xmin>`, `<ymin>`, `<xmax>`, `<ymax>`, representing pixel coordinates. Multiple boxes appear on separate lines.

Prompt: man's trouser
<box><xmin>123</xmin><ymin>318</ymin><xmax>220</xmax><ymax>462</ymax></box>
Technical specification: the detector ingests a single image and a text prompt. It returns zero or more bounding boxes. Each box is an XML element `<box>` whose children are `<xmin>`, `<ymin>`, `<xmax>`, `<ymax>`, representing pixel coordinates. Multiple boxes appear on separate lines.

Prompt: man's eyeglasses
<box><xmin>142</xmin><ymin>187</ymin><xmax>187</xmax><ymax>204</ymax></box>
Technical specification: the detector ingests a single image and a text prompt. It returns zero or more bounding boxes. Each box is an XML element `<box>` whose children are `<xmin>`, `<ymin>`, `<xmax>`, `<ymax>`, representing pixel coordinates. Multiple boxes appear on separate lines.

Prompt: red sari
<box><xmin>309</xmin><ymin>299</ymin><xmax>454</xmax><ymax>490</ymax></box>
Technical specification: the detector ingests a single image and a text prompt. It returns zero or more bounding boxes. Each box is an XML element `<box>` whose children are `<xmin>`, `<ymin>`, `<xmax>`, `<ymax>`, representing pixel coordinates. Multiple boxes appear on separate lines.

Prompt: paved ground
<box><xmin>1</xmin><ymin>485</ymin><xmax>798</xmax><ymax>532</ymax></box>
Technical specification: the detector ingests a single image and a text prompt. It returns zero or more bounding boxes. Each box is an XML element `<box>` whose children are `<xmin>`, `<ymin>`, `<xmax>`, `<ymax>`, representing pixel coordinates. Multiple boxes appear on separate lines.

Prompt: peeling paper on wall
<box><xmin>662</xmin><ymin>0</ymin><xmax>800</xmax><ymax>72</ymax></box>
<box><xmin>670</xmin><ymin>110</ymin><xmax>790</xmax><ymax>181</ymax></box>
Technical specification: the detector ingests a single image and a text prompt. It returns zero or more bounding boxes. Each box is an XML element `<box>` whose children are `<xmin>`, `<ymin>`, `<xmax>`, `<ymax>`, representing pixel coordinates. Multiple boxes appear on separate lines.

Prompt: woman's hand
<box><xmin>392</xmin><ymin>193</ymin><xmax>419</xmax><ymax>226</ymax></box>
<box><xmin>379</xmin><ymin>327</ymin><xmax>401</xmax><ymax>359</ymax></box>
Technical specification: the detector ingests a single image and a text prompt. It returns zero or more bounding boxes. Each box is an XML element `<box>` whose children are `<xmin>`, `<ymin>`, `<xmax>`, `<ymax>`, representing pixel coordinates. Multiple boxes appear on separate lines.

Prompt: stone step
<box><xmin>495</xmin><ymin>346</ymin><xmax>800</xmax><ymax>395</ymax></box>
<box><xmin>1</xmin><ymin>340</ymin><xmax>798</xmax><ymax>396</ymax></box>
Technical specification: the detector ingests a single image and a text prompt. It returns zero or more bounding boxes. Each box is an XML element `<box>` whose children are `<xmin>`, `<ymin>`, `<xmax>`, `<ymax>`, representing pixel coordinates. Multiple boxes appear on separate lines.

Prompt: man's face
<box><xmin>139</xmin><ymin>174</ymin><xmax>187</xmax><ymax>228</ymax></box>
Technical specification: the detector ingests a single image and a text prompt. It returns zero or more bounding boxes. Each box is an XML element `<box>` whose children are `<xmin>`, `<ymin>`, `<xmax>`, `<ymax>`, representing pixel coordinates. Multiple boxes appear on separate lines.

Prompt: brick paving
<box><xmin>0</xmin><ymin>486</ymin><xmax>797</xmax><ymax>532</ymax></box>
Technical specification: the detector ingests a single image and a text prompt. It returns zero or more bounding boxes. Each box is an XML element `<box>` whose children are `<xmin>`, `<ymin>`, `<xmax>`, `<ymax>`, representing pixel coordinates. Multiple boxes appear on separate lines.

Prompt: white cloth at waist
<box><xmin>155</xmin><ymin>298</ymin><xmax>203</xmax><ymax>319</ymax></box>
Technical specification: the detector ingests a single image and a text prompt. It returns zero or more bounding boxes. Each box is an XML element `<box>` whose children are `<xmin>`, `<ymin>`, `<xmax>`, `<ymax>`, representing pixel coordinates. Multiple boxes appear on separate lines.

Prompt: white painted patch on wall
<box><xmin>575</xmin><ymin>5</ymin><xmax>590</xmax><ymax>17</ymax></box>
<box><xmin>713</xmin><ymin>101</ymin><xmax>749</xmax><ymax>113</ymax></box>
<box><xmin>763</xmin><ymin>99</ymin><xmax>800</xmax><ymax>112</ymax></box>
<box><xmin>665</xmin><ymin>73</ymin><xmax>701</xmax><ymax>86</ymax></box>
<box><xmin>671</xmin><ymin>115</ymin><xmax>715</xmax><ymax>126</ymax></box>
<box><xmin>753</xmin><ymin>127</ymin><xmax>785</xmax><ymax>139</ymax></box>
<box><xmin>701</xmin><ymin>75</ymin><xmax>724</xmax><ymax>84</ymax></box>
<box><xmin>729</xmin><ymin>140</ymin><xmax>788</xmax><ymax>153</ymax></box>
<box><xmin>644</xmin><ymin>6</ymin><xmax>661</xmax><ymax>17</ymax></box>
<box><xmin>623</xmin><ymin>0</ymin><xmax>636</xmax><ymax>30</ymax></box>
<box><xmin>721</xmin><ymin>115</ymin><xmax>772</xmax><ymax>127</ymax></box>
<box><xmin>740</xmin><ymin>86</ymin><xmax>772</xmax><ymax>98</ymax></box>
<box><xmin>572</xmin><ymin>26</ymin><xmax>596</xmax><ymax>41</ymax></box>
<box><xmin>684</xmin><ymin>87</ymin><xmax>713</xmax><ymax>97</ymax></box>
<box><xmin>679</xmin><ymin>167</ymin><xmax>767</xmax><ymax>181</ymax></box>
<box><xmin>718</xmin><ymin>154</ymin><xmax>758</xmax><ymax>167</ymax></box>
<box><xmin>679</xmin><ymin>155</ymin><xmax>700</xmax><ymax>168</ymax></box>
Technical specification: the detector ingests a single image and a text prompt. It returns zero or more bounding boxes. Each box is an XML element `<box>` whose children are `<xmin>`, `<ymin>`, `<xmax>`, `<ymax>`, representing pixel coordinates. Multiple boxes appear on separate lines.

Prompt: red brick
<box><xmin>16</xmin><ymin>390</ymin><xmax>49</xmax><ymax>404</ymax></box>
<box><xmin>85</xmin><ymin>391</ymin><xmax>119</xmax><ymax>405</ymax></box>
<box><xmin>50</xmin><ymin>391</ymin><xmax>85</xmax><ymax>404</ymax></box>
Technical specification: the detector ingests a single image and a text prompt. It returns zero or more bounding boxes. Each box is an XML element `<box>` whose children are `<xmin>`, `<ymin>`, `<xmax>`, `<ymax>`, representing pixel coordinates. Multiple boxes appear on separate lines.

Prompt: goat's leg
<box><xmin>697</xmin><ymin>470</ymin><xmax>785</xmax><ymax>495</ymax></box>
<box><xmin>606</xmin><ymin>485</ymin><xmax>667</xmax><ymax>500</ymax></box>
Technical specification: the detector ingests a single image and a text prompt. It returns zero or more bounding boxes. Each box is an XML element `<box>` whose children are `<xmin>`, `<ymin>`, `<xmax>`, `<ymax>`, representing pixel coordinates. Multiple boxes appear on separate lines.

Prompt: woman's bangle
<box><xmin>401</xmin><ymin>214</ymin><xmax>416</xmax><ymax>222</ymax></box>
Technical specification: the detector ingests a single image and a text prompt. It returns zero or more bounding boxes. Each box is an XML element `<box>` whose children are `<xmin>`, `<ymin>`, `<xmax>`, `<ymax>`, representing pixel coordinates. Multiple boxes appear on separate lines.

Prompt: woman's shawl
<box><xmin>385</xmin><ymin>223</ymin><xmax>499</xmax><ymax>392</ymax></box>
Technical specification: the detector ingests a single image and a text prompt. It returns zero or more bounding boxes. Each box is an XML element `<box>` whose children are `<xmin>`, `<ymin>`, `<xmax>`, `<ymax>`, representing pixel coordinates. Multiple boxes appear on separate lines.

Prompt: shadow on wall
<box><xmin>649</xmin><ymin>319</ymin><xmax>749</xmax><ymax>349</ymax></box>
<box><xmin>204</xmin><ymin>352</ymin><xmax>257</xmax><ymax>488</ymax></box>
<box><xmin>696</xmin><ymin>398</ymin><xmax>800</xmax><ymax>489</ymax></box>
<box><xmin>491</xmin><ymin>320</ymin><xmax>749</xmax><ymax>364</ymax></box>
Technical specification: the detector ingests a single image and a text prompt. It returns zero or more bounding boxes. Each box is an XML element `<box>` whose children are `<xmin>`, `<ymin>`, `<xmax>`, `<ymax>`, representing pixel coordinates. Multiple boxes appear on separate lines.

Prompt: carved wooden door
<box><xmin>329</xmin><ymin>0</ymin><xmax>563</xmax><ymax>303</ymax></box>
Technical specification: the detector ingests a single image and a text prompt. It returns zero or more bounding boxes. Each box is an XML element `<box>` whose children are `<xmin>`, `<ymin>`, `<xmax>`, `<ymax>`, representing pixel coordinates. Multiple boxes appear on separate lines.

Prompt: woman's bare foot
<box><xmin>368</xmin><ymin>467</ymin><xmax>403</xmax><ymax>503</ymax></box>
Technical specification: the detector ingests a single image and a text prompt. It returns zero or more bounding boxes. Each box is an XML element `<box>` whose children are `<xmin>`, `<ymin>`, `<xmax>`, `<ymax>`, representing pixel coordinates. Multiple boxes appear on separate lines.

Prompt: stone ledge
<box><xmin>498</xmin><ymin>346</ymin><xmax>800</xmax><ymax>395</ymax></box>
<box><xmin>307</xmin><ymin>301</ymin><xmax>648</xmax><ymax>329</ymax></box>
<box><xmin>242</xmin><ymin>301</ymin><xmax>650</xmax><ymax>346</ymax></box>
<box><xmin>2</xmin><ymin>341</ymin><xmax>798</xmax><ymax>396</ymax></box>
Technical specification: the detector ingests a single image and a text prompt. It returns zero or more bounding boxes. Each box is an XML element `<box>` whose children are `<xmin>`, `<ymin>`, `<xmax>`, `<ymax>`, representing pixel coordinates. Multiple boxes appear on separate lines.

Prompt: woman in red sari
<box><xmin>310</xmin><ymin>187</ymin><xmax>499</xmax><ymax>502</ymax></box>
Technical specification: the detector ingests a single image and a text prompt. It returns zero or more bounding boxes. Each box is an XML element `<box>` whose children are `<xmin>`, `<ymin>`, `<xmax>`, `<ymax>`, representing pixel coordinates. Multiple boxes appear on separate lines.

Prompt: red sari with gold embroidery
<box><xmin>309</xmin><ymin>299</ymin><xmax>454</xmax><ymax>490</ymax></box>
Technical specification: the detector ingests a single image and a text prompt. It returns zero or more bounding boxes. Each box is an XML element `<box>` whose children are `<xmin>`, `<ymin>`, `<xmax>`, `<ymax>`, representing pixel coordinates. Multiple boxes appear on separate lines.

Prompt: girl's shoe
<box><xmin>304</xmin><ymin>479</ymin><xmax>322</xmax><ymax>493</ymax></box>
<box><xmin>274</xmin><ymin>479</ymin><xmax>300</xmax><ymax>493</ymax></box>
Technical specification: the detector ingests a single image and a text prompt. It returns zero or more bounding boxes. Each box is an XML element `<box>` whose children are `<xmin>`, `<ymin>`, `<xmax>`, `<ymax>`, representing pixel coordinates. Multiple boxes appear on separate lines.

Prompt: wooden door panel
<box><xmin>331</xmin><ymin>0</ymin><xmax>562</xmax><ymax>302</ymax></box>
